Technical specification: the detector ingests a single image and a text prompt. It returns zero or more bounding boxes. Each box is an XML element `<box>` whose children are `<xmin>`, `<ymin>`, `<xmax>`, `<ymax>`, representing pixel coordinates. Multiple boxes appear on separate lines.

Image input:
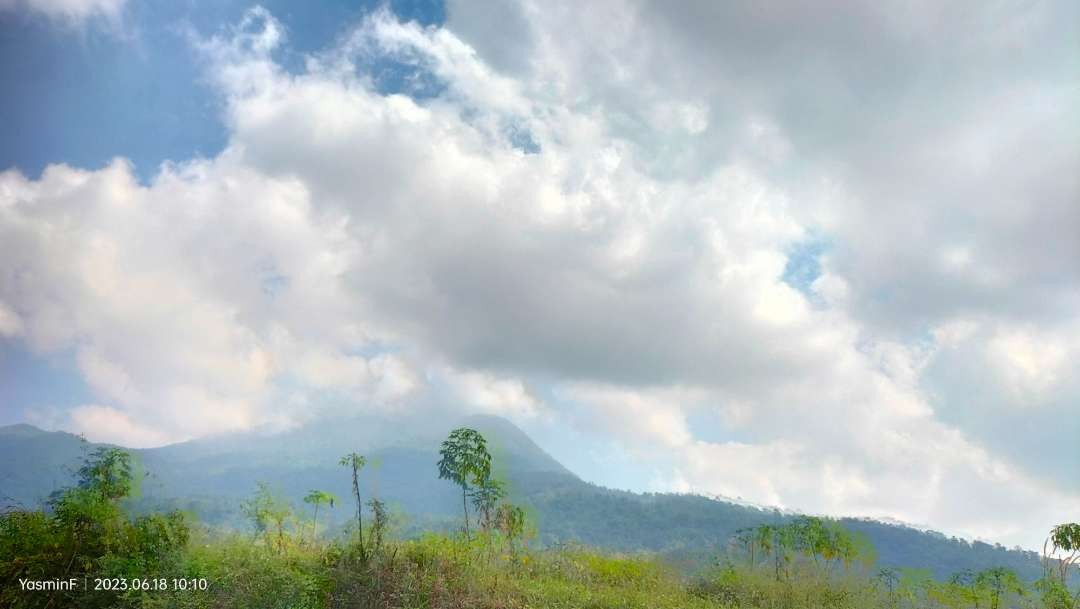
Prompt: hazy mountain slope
<box><xmin>131</xmin><ymin>413</ymin><xmax>574</xmax><ymax>526</ymax></box>
<box><xmin>0</xmin><ymin>424</ymin><xmax>91</xmax><ymax>509</ymax></box>
<box><xmin>0</xmin><ymin>418</ymin><xmax>1051</xmax><ymax>581</ymax></box>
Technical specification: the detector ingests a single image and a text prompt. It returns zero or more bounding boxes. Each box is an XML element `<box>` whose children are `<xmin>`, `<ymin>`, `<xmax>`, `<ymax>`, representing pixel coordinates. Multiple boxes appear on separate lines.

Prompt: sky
<box><xmin>0</xmin><ymin>0</ymin><xmax>1078</xmax><ymax>551</ymax></box>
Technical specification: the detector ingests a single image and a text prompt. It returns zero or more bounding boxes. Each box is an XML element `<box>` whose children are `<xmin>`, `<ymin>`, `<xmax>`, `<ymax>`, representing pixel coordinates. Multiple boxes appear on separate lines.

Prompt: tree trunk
<box><xmin>313</xmin><ymin>504</ymin><xmax>320</xmax><ymax>541</ymax></box>
<box><xmin>353</xmin><ymin>469</ymin><xmax>365</xmax><ymax>558</ymax></box>
<box><xmin>462</xmin><ymin>486</ymin><xmax>470</xmax><ymax>538</ymax></box>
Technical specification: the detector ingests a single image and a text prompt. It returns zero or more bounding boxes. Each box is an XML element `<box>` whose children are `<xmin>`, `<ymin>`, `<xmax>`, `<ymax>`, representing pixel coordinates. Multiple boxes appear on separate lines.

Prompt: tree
<box><xmin>732</xmin><ymin>527</ymin><xmax>756</xmax><ymax>567</ymax></box>
<box><xmin>366</xmin><ymin>498</ymin><xmax>389</xmax><ymax>552</ymax></box>
<box><xmin>339</xmin><ymin>452</ymin><xmax>367</xmax><ymax>557</ymax></box>
<box><xmin>877</xmin><ymin>568</ymin><xmax>900</xmax><ymax>609</ymax></box>
<box><xmin>75</xmin><ymin>447</ymin><xmax>133</xmax><ymax>502</ymax></box>
<box><xmin>1</xmin><ymin>448</ymin><xmax>188</xmax><ymax>609</ymax></box>
<box><xmin>437</xmin><ymin>427</ymin><xmax>492</xmax><ymax>538</ymax></box>
<box><xmin>496</xmin><ymin>503</ymin><xmax>527</xmax><ymax>551</ymax></box>
<box><xmin>242</xmin><ymin>482</ymin><xmax>293</xmax><ymax>554</ymax></box>
<box><xmin>303</xmin><ymin>490</ymin><xmax>336</xmax><ymax>542</ymax></box>
<box><xmin>1047</xmin><ymin>523</ymin><xmax>1080</xmax><ymax>584</ymax></box>
<box><xmin>976</xmin><ymin>567</ymin><xmax>1024</xmax><ymax>609</ymax></box>
<box><xmin>470</xmin><ymin>477</ymin><xmax>506</xmax><ymax>532</ymax></box>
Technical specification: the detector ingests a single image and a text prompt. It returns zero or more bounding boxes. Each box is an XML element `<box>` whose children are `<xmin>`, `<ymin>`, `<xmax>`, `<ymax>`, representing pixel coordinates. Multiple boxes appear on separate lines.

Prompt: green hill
<box><xmin>0</xmin><ymin>417</ymin><xmax>1050</xmax><ymax>581</ymax></box>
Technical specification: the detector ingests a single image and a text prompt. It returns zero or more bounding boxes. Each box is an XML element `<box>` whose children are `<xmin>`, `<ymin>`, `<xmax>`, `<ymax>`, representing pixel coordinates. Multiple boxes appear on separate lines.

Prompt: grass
<box><xmin>124</xmin><ymin>530</ymin><xmax>914</xmax><ymax>609</ymax></box>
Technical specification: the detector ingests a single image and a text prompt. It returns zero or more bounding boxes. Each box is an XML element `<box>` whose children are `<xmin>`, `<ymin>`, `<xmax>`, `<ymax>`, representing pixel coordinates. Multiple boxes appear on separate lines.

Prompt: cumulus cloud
<box><xmin>69</xmin><ymin>404</ymin><xmax>171</xmax><ymax>448</ymax></box>
<box><xmin>1</xmin><ymin>1</ymin><xmax>1078</xmax><ymax>550</ymax></box>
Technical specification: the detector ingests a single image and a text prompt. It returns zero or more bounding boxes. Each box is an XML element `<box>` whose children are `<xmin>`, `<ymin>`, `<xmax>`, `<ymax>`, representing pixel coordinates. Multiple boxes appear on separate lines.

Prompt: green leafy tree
<box><xmin>76</xmin><ymin>446</ymin><xmax>134</xmax><ymax>502</ymax></box>
<box><xmin>899</xmin><ymin>568</ymin><xmax>936</xmax><ymax>609</ymax></box>
<box><xmin>976</xmin><ymin>566</ymin><xmax>1025</xmax><ymax>609</ymax></box>
<box><xmin>877</xmin><ymin>568</ymin><xmax>900</xmax><ymax>609</ymax></box>
<box><xmin>496</xmin><ymin>502</ymin><xmax>528</xmax><ymax>553</ymax></box>
<box><xmin>339</xmin><ymin>452</ymin><xmax>367</xmax><ymax>557</ymax></box>
<box><xmin>437</xmin><ymin>427</ymin><xmax>492</xmax><ymax>537</ymax></box>
<box><xmin>0</xmin><ymin>448</ymin><xmax>187</xmax><ymax>609</ymax></box>
<box><xmin>470</xmin><ymin>477</ymin><xmax>506</xmax><ymax>532</ymax></box>
<box><xmin>241</xmin><ymin>482</ymin><xmax>293</xmax><ymax>554</ymax></box>
<box><xmin>303</xmin><ymin>489</ymin><xmax>337</xmax><ymax>542</ymax></box>
<box><xmin>1049</xmin><ymin>523</ymin><xmax>1080</xmax><ymax>584</ymax></box>
<box><xmin>1036</xmin><ymin>576</ymin><xmax>1077</xmax><ymax>609</ymax></box>
<box><xmin>366</xmin><ymin>498</ymin><xmax>389</xmax><ymax>552</ymax></box>
<box><xmin>948</xmin><ymin>569</ymin><xmax>992</xmax><ymax>609</ymax></box>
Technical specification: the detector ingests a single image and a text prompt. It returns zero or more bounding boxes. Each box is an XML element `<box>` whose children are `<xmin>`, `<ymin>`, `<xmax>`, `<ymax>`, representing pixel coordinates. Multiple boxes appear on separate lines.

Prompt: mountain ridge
<box><xmin>0</xmin><ymin>418</ymin><xmax>1052</xmax><ymax>580</ymax></box>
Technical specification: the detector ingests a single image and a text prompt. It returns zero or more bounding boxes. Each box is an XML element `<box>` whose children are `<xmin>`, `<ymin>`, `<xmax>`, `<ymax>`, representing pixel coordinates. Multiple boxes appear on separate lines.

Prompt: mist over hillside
<box><xmin>0</xmin><ymin>416</ymin><xmax>1048</xmax><ymax>581</ymax></box>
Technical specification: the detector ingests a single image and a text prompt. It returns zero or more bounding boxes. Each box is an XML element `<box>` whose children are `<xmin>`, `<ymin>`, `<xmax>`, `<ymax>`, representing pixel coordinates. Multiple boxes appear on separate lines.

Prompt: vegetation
<box><xmin>1</xmin><ymin>434</ymin><xmax>1077</xmax><ymax>609</ymax></box>
<box><xmin>339</xmin><ymin>452</ymin><xmax>368</xmax><ymax>558</ymax></box>
<box><xmin>0</xmin><ymin>447</ymin><xmax>189</xmax><ymax>609</ymax></box>
<box><xmin>0</xmin><ymin>420</ymin><xmax>1056</xmax><ymax>582</ymax></box>
<box><xmin>437</xmin><ymin>427</ymin><xmax>493</xmax><ymax>538</ymax></box>
<box><xmin>303</xmin><ymin>490</ymin><xmax>337</xmax><ymax>543</ymax></box>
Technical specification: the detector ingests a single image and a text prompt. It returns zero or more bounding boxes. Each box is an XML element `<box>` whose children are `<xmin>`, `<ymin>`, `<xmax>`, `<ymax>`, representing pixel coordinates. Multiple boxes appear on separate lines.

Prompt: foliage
<box><xmin>0</xmin><ymin>448</ymin><xmax>188</xmax><ymax>609</ymax></box>
<box><xmin>436</xmin><ymin>427</ymin><xmax>492</xmax><ymax>537</ymax></box>
<box><xmin>240</xmin><ymin>482</ymin><xmax>294</xmax><ymax>554</ymax></box>
<box><xmin>366</xmin><ymin>498</ymin><xmax>389</xmax><ymax>553</ymax></box>
<box><xmin>2</xmin><ymin>421</ymin><xmax>1057</xmax><ymax>583</ymax></box>
<box><xmin>731</xmin><ymin>516</ymin><xmax>875</xmax><ymax>582</ymax></box>
<box><xmin>1048</xmin><ymin>523</ymin><xmax>1080</xmax><ymax>583</ymax></box>
<box><xmin>303</xmin><ymin>490</ymin><xmax>337</xmax><ymax>543</ymax></box>
<box><xmin>338</xmin><ymin>452</ymin><xmax>367</xmax><ymax>558</ymax></box>
<box><xmin>3</xmin><ymin>430</ymin><xmax>1076</xmax><ymax>609</ymax></box>
<box><xmin>469</xmin><ymin>476</ymin><xmax>505</xmax><ymax>532</ymax></box>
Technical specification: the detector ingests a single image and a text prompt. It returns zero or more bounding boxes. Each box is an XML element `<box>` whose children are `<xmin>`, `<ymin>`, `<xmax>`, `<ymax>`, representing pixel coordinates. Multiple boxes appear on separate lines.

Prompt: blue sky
<box><xmin>0</xmin><ymin>0</ymin><xmax>1077</xmax><ymax>551</ymax></box>
<box><xmin>0</xmin><ymin>0</ymin><xmax>445</xmax><ymax>181</ymax></box>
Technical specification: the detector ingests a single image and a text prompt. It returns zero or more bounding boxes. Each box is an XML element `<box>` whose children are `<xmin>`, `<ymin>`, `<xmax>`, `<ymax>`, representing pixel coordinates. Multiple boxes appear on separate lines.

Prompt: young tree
<box><xmin>339</xmin><ymin>452</ymin><xmax>367</xmax><ymax>557</ymax></box>
<box><xmin>2</xmin><ymin>448</ymin><xmax>188</xmax><ymax>609</ymax></box>
<box><xmin>877</xmin><ymin>568</ymin><xmax>901</xmax><ymax>609</ymax></box>
<box><xmin>76</xmin><ymin>447</ymin><xmax>134</xmax><ymax>502</ymax></box>
<box><xmin>1047</xmin><ymin>523</ymin><xmax>1080</xmax><ymax>584</ymax></box>
<box><xmin>948</xmin><ymin>569</ymin><xmax>987</xmax><ymax>609</ymax></box>
<box><xmin>976</xmin><ymin>567</ymin><xmax>1024</xmax><ymax>609</ymax></box>
<box><xmin>366</xmin><ymin>498</ymin><xmax>389</xmax><ymax>552</ymax></box>
<box><xmin>732</xmin><ymin>527</ymin><xmax>756</xmax><ymax>567</ymax></box>
<box><xmin>242</xmin><ymin>482</ymin><xmax>293</xmax><ymax>554</ymax></box>
<box><xmin>495</xmin><ymin>503</ymin><xmax>527</xmax><ymax>551</ymax></box>
<box><xmin>437</xmin><ymin>427</ymin><xmax>492</xmax><ymax>538</ymax></box>
<box><xmin>303</xmin><ymin>490</ymin><xmax>336</xmax><ymax>542</ymax></box>
<box><xmin>470</xmin><ymin>477</ymin><xmax>506</xmax><ymax>532</ymax></box>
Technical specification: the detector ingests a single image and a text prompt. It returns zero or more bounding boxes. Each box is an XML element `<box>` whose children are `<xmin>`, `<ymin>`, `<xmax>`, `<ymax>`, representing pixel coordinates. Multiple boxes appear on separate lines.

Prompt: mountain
<box><xmin>0</xmin><ymin>417</ymin><xmax>1049</xmax><ymax>580</ymax></box>
<box><xmin>0</xmin><ymin>423</ymin><xmax>93</xmax><ymax>510</ymax></box>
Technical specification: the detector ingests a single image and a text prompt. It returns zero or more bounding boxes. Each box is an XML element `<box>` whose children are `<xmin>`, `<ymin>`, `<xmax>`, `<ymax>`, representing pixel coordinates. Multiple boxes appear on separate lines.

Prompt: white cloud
<box><xmin>560</xmin><ymin>384</ymin><xmax>697</xmax><ymax>449</ymax></box>
<box><xmin>441</xmin><ymin>368</ymin><xmax>543</xmax><ymax>419</ymax></box>
<box><xmin>988</xmin><ymin>326</ymin><xmax>1070</xmax><ymax>403</ymax></box>
<box><xmin>69</xmin><ymin>404</ymin><xmax>171</xmax><ymax>448</ymax></box>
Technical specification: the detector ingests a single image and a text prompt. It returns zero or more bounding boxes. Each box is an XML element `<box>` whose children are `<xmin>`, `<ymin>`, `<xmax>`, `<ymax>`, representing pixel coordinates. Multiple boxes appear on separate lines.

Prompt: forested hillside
<box><xmin>0</xmin><ymin>417</ymin><xmax>1055</xmax><ymax>582</ymax></box>
<box><xmin>2</xmin><ymin>429</ymin><xmax>1078</xmax><ymax>609</ymax></box>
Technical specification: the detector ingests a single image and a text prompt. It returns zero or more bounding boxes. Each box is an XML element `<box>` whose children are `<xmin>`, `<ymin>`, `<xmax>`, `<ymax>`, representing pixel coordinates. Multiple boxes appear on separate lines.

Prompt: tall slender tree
<box><xmin>976</xmin><ymin>567</ymin><xmax>1024</xmax><ymax>609</ymax></box>
<box><xmin>437</xmin><ymin>427</ymin><xmax>492</xmax><ymax>538</ymax></box>
<box><xmin>303</xmin><ymin>490</ymin><xmax>336</xmax><ymax>542</ymax></box>
<box><xmin>339</xmin><ymin>452</ymin><xmax>367</xmax><ymax>557</ymax></box>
